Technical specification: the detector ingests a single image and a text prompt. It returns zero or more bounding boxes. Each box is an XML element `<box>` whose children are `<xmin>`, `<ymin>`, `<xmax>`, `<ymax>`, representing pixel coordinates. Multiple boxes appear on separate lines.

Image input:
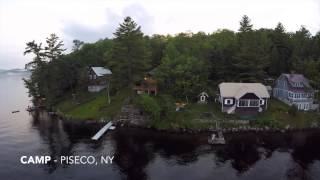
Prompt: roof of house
<box><xmin>282</xmin><ymin>73</ymin><xmax>308</xmax><ymax>83</ymax></box>
<box><xmin>219</xmin><ymin>83</ymin><xmax>270</xmax><ymax>99</ymax></box>
<box><xmin>282</xmin><ymin>73</ymin><xmax>310</xmax><ymax>86</ymax></box>
<box><xmin>91</xmin><ymin>67</ymin><xmax>112</xmax><ymax>76</ymax></box>
<box><xmin>198</xmin><ymin>92</ymin><xmax>209</xmax><ymax>97</ymax></box>
<box><xmin>266</xmin><ymin>86</ymin><xmax>272</xmax><ymax>91</ymax></box>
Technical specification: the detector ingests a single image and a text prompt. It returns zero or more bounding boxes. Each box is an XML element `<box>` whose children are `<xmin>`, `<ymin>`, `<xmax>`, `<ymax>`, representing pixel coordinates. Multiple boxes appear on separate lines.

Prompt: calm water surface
<box><xmin>0</xmin><ymin>72</ymin><xmax>320</xmax><ymax>180</ymax></box>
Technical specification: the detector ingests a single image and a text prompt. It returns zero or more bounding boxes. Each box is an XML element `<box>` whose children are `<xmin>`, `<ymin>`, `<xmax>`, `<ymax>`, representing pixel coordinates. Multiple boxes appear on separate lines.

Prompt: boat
<box><xmin>208</xmin><ymin>120</ymin><xmax>226</xmax><ymax>145</ymax></box>
<box><xmin>11</xmin><ymin>110</ymin><xmax>20</xmax><ymax>113</ymax></box>
<box><xmin>208</xmin><ymin>131</ymin><xmax>226</xmax><ymax>145</ymax></box>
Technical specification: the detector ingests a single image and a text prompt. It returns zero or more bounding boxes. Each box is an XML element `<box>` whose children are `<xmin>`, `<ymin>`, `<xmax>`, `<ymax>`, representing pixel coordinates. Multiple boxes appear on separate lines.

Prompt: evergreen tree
<box><xmin>291</xmin><ymin>26</ymin><xmax>313</xmax><ymax>72</ymax></box>
<box><xmin>239</xmin><ymin>15</ymin><xmax>253</xmax><ymax>32</ymax></box>
<box><xmin>44</xmin><ymin>34</ymin><xmax>66</xmax><ymax>61</ymax></box>
<box><xmin>24</xmin><ymin>41</ymin><xmax>44</xmax><ymax>70</ymax></box>
<box><xmin>268</xmin><ymin>23</ymin><xmax>292</xmax><ymax>76</ymax></box>
<box><xmin>24</xmin><ymin>34</ymin><xmax>66</xmax><ymax>105</ymax></box>
<box><xmin>107</xmin><ymin>17</ymin><xmax>150</xmax><ymax>87</ymax></box>
<box><xmin>72</xmin><ymin>39</ymin><xmax>84</xmax><ymax>52</ymax></box>
<box><xmin>233</xmin><ymin>16</ymin><xmax>267</xmax><ymax>82</ymax></box>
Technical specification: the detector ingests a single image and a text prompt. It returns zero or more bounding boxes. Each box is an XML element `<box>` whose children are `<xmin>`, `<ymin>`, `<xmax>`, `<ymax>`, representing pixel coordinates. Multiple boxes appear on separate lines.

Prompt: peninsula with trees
<box><xmin>24</xmin><ymin>16</ymin><xmax>320</xmax><ymax>131</ymax></box>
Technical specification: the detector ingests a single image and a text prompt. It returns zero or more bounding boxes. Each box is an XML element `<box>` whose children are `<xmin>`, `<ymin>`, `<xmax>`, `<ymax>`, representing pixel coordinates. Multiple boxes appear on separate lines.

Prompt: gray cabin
<box><xmin>273</xmin><ymin>73</ymin><xmax>318</xmax><ymax>111</ymax></box>
<box><xmin>218</xmin><ymin>83</ymin><xmax>270</xmax><ymax>116</ymax></box>
<box><xmin>88</xmin><ymin>67</ymin><xmax>112</xmax><ymax>92</ymax></box>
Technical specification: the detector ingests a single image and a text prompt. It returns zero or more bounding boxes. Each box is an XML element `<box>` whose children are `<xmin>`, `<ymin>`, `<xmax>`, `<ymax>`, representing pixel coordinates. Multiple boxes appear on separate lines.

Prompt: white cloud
<box><xmin>0</xmin><ymin>0</ymin><xmax>319</xmax><ymax>69</ymax></box>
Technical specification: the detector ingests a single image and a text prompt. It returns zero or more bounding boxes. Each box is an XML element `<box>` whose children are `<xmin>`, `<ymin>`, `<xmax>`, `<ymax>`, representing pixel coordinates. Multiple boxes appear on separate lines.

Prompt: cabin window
<box><xmin>260</xmin><ymin>99</ymin><xmax>265</xmax><ymax>105</ymax></box>
<box><xmin>224</xmin><ymin>99</ymin><xmax>233</xmax><ymax>105</ymax></box>
<box><xmin>238</xmin><ymin>99</ymin><xmax>249</xmax><ymax>107</ymax></box>
<box><xmin>238</xmin><ymin>99</ymin><xmax>259</xmax><ymax>107</ymax></box>
<box><xmin>249</xmin><ymin>100</ymin><xmax>259</xmax><ymax>106</ymax></box>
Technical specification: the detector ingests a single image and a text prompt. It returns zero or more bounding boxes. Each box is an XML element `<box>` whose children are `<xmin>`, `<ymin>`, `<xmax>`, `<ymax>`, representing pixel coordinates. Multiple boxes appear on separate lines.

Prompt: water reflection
<box><xmin>3</xmin><ymin>72</ymin><xmax>320</xmax><ymax>179</ymax></box>
<box><xmin>25</xmin><ymin>112</ymin><xmax>320</xmax><ymax>180</ymax></box>
<box><xmin>30</xmin><ymin>111</ymin><xmax>102</xmax><ymax>174</ymax></box>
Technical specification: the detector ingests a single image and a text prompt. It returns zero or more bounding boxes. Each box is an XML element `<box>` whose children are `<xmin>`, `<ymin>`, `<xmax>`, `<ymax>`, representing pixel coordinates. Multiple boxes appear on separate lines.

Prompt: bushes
<box><xmin>156</xmin><ymin>94</ymin><xmax>175</xmax><ymax>117</ymax></box>
<box><xmin>134</xmin><ymin>94</ymin><xmax>162</xmax><ymax>121</ymax></box>
<box><xmin>288</xmin><ymin>105</ymin><xmax>298</xmax><ymax>116</ymax></box>
<box><xmin>256</xmin><ymin>117</ymin><xmax>279</xmax><ymax>127</ymax></box>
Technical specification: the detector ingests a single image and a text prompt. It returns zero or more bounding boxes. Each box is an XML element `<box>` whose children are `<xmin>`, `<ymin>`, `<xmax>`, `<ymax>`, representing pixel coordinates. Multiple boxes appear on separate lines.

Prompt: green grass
<box><xmin>151</xmin><ymin>103</ymin><xmax>221</xmax><ymax>130</ymax></box>
<box><xmin>56</xmin><ymin>88</ymin><xmax>131</xmax><ymax>120</ymax></box>
<box><xmin>256</xmin><ymin>98</ymin><xmax>320</xmax><ymax>128</ymax></box>
<box><xmin>152</xmin><ymin>98</ymin><xmax>320</xmax><ymax>130</ymax></box>
<box><xmin>56</xmin><ymin>89</ymin><xmax>320</xmax><ymax>129</ymax></box>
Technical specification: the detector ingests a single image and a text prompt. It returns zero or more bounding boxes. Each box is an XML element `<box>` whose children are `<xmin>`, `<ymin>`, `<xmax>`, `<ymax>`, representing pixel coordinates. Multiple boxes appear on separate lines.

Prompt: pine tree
<box><xmin>239</xmin><ymin>15</ymin><xmax>253</xmax><ymax>32</ymax></box>
<box><xmin>24</xmin><ymin>41</ymin><xmax>44</xmax><ymax>70</ymax></box>
<box><xmin>44</xmin><ymin>34</ymin><xmax>66</xmax><ymax>61</ymax></box>
<box><xmin>107</xmin><ymin>16</ymin><xmax>150</xmax><ymax>87</ymax></box>
<box><xmin>233</xmin><ymin>16</ymin><xmax>267</xmax><ymax>82</ymax></box>
<box><xmin>72</xmin><ymin>39</ymin><xmax>84</xmax><ymax>52</ymax></box>
<box><xmin>268</xmin><ymin>23</ymin><xmax>291</xmax><ymax>76</ymax></box>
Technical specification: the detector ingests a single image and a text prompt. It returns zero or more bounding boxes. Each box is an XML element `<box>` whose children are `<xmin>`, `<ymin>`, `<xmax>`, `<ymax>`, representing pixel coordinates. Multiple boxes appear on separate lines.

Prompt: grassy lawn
<box><xmin>257</xmin><ymin>98</ymin><xmax>320</xmax><ymax>128</ymax></box>
<box><xmin>56</xmin><ymin>88</ymin><xmax>131</xmax><ymax>120</ymax></box>
<box><xmin>152</xmin><ymin>98</ymin><xmax>320</xmax><ymax>130</ymax></box>
<box><xmin>152</xmin><ymin>103</ymin><xmax>221</xmax><ymax>130</ymax></box>
<box><xmin>56</xmin><ymin>89</ymin><xmax>320</xmax><ymax>129</ymax></box>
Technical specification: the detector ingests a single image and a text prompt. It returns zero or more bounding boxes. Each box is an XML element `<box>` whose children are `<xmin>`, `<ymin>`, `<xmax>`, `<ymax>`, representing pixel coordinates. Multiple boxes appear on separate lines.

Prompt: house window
<box><xmin>249</xmin><ymin>100</ymin><xmax>259</xmax><ymax>106</ymax></box>
<box><xmin>238</xmin><ymin>99</ymin><xmax>248</xmax><ymax>107</ymax></box>
<box><xmin>224</xmin><ymin>99</ymin><xmax>233</xmax><ymax>105</ymax></box>
<box><xmin>238</xmin><ymin>99</ymin><xmax>259</xmax><ymax>107</ymax></box>
<box><xmin>260</xmin><ymin>99</ymin><xmax>265</xmax><ymax>105</ymax></box>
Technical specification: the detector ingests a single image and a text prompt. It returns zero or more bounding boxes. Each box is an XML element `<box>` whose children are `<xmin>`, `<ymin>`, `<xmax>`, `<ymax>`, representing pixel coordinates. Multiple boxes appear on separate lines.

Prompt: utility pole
<box><xmin>107</xmin><ymin>80</ymin><xmax>111</xmax><ymax>104</ymax></box>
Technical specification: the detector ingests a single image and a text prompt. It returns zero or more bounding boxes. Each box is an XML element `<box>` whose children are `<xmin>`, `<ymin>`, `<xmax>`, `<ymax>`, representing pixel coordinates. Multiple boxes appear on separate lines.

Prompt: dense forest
<box><xmin>24</xmin><ymin>15</ymin><xmax>320</xmax><ymax>106</ymax></box>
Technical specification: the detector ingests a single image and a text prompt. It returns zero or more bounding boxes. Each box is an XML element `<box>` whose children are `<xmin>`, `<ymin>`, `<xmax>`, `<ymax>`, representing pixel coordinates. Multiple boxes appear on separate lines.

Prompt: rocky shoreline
<box><xmin>50</xmin><ymin>110</ymin><xmax>320</xmax><ymax>136</ymax></box>
<box><xmin>120</xmin><ymin>122</ymin><xmax>320</xmax><ymax>135</ymax></box>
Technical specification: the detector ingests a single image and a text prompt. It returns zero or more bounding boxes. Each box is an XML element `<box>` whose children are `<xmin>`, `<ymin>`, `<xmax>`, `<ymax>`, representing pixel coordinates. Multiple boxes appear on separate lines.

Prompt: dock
<box><xmin>91</xmin><ymin>121</ymin><xmax>115</xmax><ymax>140</ymax></box>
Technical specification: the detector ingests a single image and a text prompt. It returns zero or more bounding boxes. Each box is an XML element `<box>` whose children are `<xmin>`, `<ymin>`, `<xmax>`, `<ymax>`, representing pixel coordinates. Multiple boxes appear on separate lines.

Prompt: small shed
<box><xmin>198</xmin><ymin>92</ymin><xmax>209</xmax><ymax>103</ymax></box>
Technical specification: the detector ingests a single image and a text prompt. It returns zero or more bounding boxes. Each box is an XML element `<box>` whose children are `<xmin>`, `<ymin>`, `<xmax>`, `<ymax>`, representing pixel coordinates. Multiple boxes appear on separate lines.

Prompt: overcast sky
<box><xmin>1</xmin><ymin>0</ymin><xmax>319</xmax><ymax>69</ymax></box>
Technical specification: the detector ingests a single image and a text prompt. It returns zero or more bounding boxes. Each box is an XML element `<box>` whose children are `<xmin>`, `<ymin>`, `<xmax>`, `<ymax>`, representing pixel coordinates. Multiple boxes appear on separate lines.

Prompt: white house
<box><xmin>218</xmin><ymin>83</ymin><xmax>270</xmax><ymax>115</ymax></box>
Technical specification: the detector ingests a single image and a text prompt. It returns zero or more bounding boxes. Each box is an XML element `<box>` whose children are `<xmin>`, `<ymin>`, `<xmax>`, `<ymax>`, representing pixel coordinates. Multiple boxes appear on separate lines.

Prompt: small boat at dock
<box><xmin>11</xmin><ymin>110</ymin><xmax>20</xmax><ymax>113</ymax></box>
<box><xmin>208</xmin><ymin>120</ymin><xmax>226</xmax><ymax>145</ymax></box>
<box><xmin>208</xmin><ymin>131</ymin><xmax>226</xmax><ymax>145</ymax></box>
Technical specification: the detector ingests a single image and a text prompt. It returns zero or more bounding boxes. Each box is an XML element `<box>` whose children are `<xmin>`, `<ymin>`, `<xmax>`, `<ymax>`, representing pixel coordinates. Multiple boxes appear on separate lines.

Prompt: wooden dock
<box><xmin>91</xmin><ymin>121</ymin><xmax>115</xmax><ymax>140</ymax></box>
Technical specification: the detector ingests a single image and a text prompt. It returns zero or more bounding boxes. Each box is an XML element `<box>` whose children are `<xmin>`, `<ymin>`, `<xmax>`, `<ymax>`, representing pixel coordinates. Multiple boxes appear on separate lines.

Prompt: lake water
<box><xmin>0</xmin><ymin>72</ymin><xmax>320</xmax><ymax>180</ymax></box>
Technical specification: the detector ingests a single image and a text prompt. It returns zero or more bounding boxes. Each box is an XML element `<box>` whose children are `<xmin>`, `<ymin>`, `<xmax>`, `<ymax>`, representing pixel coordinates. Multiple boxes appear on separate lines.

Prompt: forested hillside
<box><xmin>24</xmin><ymin>15</ymin><xmax>320</xmax><ymax>106</ymax></box>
